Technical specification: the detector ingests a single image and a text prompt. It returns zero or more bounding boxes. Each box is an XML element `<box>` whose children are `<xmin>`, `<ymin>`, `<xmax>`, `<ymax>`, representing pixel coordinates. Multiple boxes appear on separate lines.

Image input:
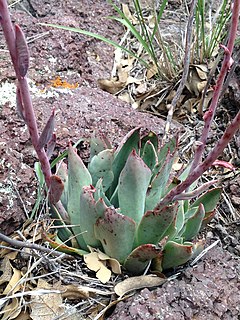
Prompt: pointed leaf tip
<box><xmin>15</xmin><ymin>24</ymin><xmax>29</xmax><ymax>77</ymax></box>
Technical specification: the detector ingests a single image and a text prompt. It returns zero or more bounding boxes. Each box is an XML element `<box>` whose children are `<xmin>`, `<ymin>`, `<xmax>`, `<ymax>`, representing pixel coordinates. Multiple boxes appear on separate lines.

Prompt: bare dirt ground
<box><xmin>0</xmin><ymin>0</ymin><xmax>239</xmax><ymax>319</ymax></box>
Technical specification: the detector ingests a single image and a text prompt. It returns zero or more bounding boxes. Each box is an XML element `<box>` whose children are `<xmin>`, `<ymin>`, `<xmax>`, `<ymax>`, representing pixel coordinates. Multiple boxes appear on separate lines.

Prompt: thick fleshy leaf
<box><xmin>141</xmin><ymin>140</ymin><xmax>157</xmax><ymax>170</ymax></box>
<box><xmin>157</xmin><ymin>136</ymin><xmax>177</xmax><ymax>169</ymax></box>
<box><xmin>161</xmin><ymin>218</ymin><xmax>177</xmax><ymax>240</ymax></box>
<box><xmin>67</xmin><ymin>143</ymin><xmax>92</xmax><ymax>249</ymax></box>
<box><xmin>49</xmin><ymin>174</ymin><xmax>64</xmax><ymax>205</ymax></box>
<box><xmin>190</xmin><ymin>187</ymin><xmax>222</xmax><ymax>212</ymax></box>
<box><xmin>94</xmin><ymin>207</ymin><xmax>136</xmax><ymax>264</ymax></box>
<box><xmin>175</xmin><ymin>201</ymin><xmax>185</xmax><ymax>234</ymax></box>
<box><xmin>145</xmin><ymin>150</ymin><xmax>174</xmax><ymax>211</ymax></box>
<box><xmin>162</xmin><ymin>241</ymin><xmax>193</xmax><ymax>270</ymax></box>
<box><xmin>182</xmin><ymin>203</ymin><xmax>205</xmax><ymax>240</ymax></box>
<box><xmin>79</xmin><ymin>186</ymin><xmax>106</xmax><ymax>248</ymax></box>
<box><xmin>90</xmin><ymin>134</ymin><xmax>112</xmax><ymax>161</ymax></box>
<box><xmin>88</xmin><ymin>149</ymin><xmax>114</xmax><ymax>191</ymax></box>
<box><xmin>200</xmin><ymin>210</ymin><xmax>216</xmax><ymax>230</ymax></box>
<box><xmin>136</xmin><ymin>203</ymin><xmax>178</xmax><ymax>246</ymax></box>
<box><xmin>15</xmin><ymin>24</ymin><xmax>29</xmax><ymax>77</ymax></box>
<box><xmin>118</xmin><ymin>149</ymin><xmax>151</xmax><ymax>224</ymax></box>
<box><xmin>57</xmin><ymin>161</ymin><xmax>68</xmax><ymax>210</ymax></box>
<box><xmin>50</xmin><ymin>204</ymin><xmax>73</xmax><ymax>246</ymax></box>
<box><xmin>124</xmin><ymin>244</ymin><xmax>162</xmax><ymax>275</ymax></box>
<box><xmin>38</xmin><ymin>109</ymin><xmax>55</xmax><ymax>149</ymax></box>
<box><xmin>140</xmin><ymin>131</ymin><xmax>159</xmax><ymax>154</ymax></box>
<box><xmin>94</xmin><ymin>179</ymin><xmax>112</xmax><ymax>207</ymax></box>
<box><xmin>109</xmin><ymin>127</ymin><xmax>140</xmax><ymax>196</ymax></box>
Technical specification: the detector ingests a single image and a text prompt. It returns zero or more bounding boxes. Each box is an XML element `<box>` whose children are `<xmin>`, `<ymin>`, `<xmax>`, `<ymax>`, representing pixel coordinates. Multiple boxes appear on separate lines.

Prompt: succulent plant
<box><xmin>1</xmin><ymin>0</ymin><xmax>239</xmax><ymax>278</ymax></box>
<box><xmin>51</xmin><ymin>128</ymin><xmax>221</xmax><ymax>274</ymax></box>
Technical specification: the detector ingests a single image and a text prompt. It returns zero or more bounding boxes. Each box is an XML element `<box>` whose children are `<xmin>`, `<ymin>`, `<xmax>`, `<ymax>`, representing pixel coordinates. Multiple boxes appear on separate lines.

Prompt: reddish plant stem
<box><xmin>159</xmin><ymin>110</ymin><xmax>240</xmax><ymax>207</ymax></box>
<box><xmin>159</xmin><ymin>0</ymin><xmax>240</xmax><ymax>207</ymax></box>
<box><xmin>189</xmin><ymin>0</ymin><xmax>240</xmax><ymax>172</ymax></box>
<box><xmin>0</xmin><ymin>0</ymin><xmax>51</xmax><ymax>187</ymax></box>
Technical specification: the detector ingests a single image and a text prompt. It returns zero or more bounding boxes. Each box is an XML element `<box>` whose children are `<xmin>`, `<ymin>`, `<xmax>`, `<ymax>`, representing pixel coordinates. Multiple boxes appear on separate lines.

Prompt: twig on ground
<box><xmin>0</xmin><ymin>232</ymin><xmax>71</xmax><ymax>258</ymax></box>
<box><xmin>190</xmin><ymin>239</ymin><xmax>220</xmax><ymax>266</ymax></box>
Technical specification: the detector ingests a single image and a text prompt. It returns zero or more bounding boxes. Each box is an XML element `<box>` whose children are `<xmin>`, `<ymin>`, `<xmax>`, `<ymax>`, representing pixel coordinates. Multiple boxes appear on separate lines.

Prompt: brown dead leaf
<box><xmin>30</xmin><ymin>279</ymin><xmax>64</xmax><ymax>320</ymax></box>
<box><xmin>56</xmin><ymin>283</ymin><xmax>90</xmax><ymax>300</ymax></box>
<box><xmin>194</xmin><ymin>64</ymin><xmax>208</xmax><ymax>80</ymax></box>
<box><xmin>14</xmin><ymin>311</ymin><xmax>31</xmax><ymax>320</ymax></box>
<box><xmin>1</xmin><ymin>298</ymin><xmax>21</xmax><ymax>320</ymax></box>
<box><xmin>3</xmin><ymin>267</ymin><xmax>21</xmax><ymax>294</ymax></box>
<box><xmin>114</xmin><ymin>275</ymin><xmax>167</xmax><ymax>297</ymax></box>
<box><xmin>122</xmin><ymin>4</ymin><xmax>138</xmax><ymax>24</ymax></box>
<box><xmin>0</xmin><ymin>257</ymin><xmax>13</xmax><ymax>286</ymax></box>
<box><xmin>98</xmin><ymin>78</ymin><xmax>126</xmax><ymax>94</ymax></box>
<box><xmin>186</xmin><ymin>66</ymin><xmax>207</xmax><ymax>96</ymax></box>
<box><xmin>0</xmin><ymin>244</ymin><xmax>18</xmax><ymax>260</ymax></box>
<box><xmin>147</xmin><ymin>63</ymin><xmax>158</xmax><ymax>79</ymax></box>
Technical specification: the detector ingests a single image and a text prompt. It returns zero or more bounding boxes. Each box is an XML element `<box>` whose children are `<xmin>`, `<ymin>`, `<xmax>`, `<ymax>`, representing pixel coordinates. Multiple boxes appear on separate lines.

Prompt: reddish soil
<box><xmin>0</xmin><ymin>0</ymin><xmax>239</xmax><ymax>319</ymax></box>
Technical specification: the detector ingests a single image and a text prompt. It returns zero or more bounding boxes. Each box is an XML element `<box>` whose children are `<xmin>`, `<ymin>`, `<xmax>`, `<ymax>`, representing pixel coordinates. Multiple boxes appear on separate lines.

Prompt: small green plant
<box><xmin>195</xmin><ymin>0</ymin><xmax>232</xmax><ymax>62</ymax></box>
<box><xmin>51</xmin><ymin>129</ymin><xmax>221</xmax><ymax>274</ymax></box>
<box><xmin>41</xmin><ymin>0</ymin><xmax>232</xmax><ymax>81</ymax></box>
<box><xmin>40</xmin><ymin>0</ymin><xmax>177</xmax><ymax>80</ymax></box>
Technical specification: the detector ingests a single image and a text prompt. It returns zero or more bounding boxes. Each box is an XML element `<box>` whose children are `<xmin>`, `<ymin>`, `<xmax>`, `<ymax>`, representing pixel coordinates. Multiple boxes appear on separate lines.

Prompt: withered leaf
<box><xmin>15</xmin><ymin>25</ymin><xmax>29</xmax><ymax>78</ymax></box>
<box><xmin>114</xmin><ymin>275</ymin><xmax>167</xmax><ymax>297</ymax></box>
<box><xmin>49</xmin><ymin>174</ymin><xmax>64</xmax><ymax>204</ymax></box>
<box><xmin>38</xmin><ymin>109</ymin><xmax>55</xmax><ymax>150</ymax></box>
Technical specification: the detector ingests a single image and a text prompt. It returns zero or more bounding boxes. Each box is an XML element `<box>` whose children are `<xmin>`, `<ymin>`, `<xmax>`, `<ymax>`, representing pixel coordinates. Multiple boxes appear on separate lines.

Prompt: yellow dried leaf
<box><xmin>96</xmin><ymin>250</ymin><xmax>121</xmax><ymax>274</ymax></box>
<box><xmin>3</xmin><ymin>267</ymin><xmax>21</xmax><ymax>294</ymax></box>
<box><xmin>84</xmin><ymin>252</ymin><xmax>103</xmax><ymax>272</ymax></box>
<box><xmin>1</xmin><ymin>297</ymin><xmax>21</xmax><ymax>320</ymax></box>
<box><xmin>197</xmin><ymin>80</ymin><xmax>207</xmax><ymax>93</ymax></box>
<box><xmin>98</xmin><ymin>78</ymin><xmax>126</xmax><ymax>94</ymax></box>
<box><xmin>118</xmin><ymin>92</ymin><xmax>132</xmax><ymax>103</ymax></box>
<box><xmin>96</xmin><ymin>265</ymin><xmax>112</xmax><ymax>284</ymax></box>
<box><xmin>108</xmin><ymin>258</ymin><xmax>121</xmax><ymax>274</ymax></box>
<box><xmin>0</xmin><ymin>243</ymin><xmax>18</xmax><ymax>259</ymax></box>
<box><xmin>114</xmin><ymin>275</ymin><xmax>167</xmax><ymax>297</ymax></box>
<box><xmin>84</xmin><ymin>252</ymin><xmax>111</xmax><ymax>283</ymax></box>
<box><xmin>194</xmin><ymin>64</ymin><xmax>208</xmax><ymax>79</ymax></box>
<box><xmin>186</xmin><ymin>68</ymin><xmax>206</xmax><ymax>96</ymax></box>
<box><xmin>122</xmin><ymin>4</ymin><xmax>137</xmax><ymax>24</ymax></box>
<box><xmin>84</xmin><ymin>249</ymin><xmax>121</xmax><ymax>283</ymax></box>
<box><xmin>147</xmin><ymin>64</ymin><xmax>158</xmax><ymax>79</ymax></box>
